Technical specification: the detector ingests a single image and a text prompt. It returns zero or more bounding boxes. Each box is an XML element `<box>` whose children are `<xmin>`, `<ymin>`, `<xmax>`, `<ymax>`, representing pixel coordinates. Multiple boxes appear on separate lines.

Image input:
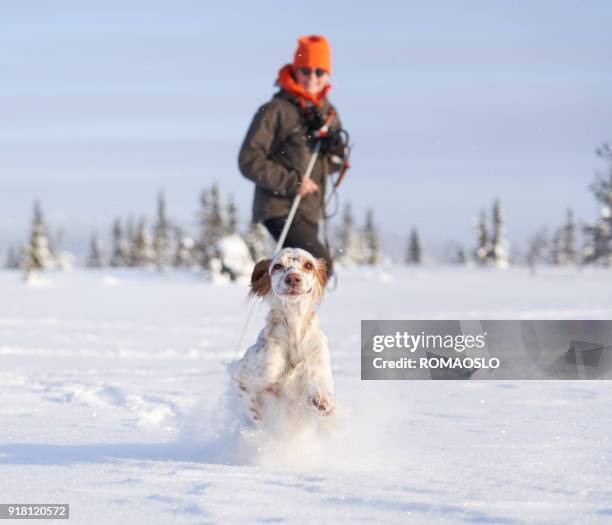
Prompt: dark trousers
<box><xmin>263</xmin><ymin>215</ymin><xmax>334</xmax><ymax>275</ymax></box>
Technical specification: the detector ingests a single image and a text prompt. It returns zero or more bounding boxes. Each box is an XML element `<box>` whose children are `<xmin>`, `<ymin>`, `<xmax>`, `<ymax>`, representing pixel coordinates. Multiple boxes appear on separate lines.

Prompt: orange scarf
<box><xmin>276</xmin><ymin>64</ymin><xmax>331</xmax><ymax>108</ymax></box>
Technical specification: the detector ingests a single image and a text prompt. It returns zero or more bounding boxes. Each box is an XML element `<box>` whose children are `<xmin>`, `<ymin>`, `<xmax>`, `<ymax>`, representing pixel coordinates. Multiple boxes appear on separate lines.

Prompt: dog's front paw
<box><xmin>310</xmin><ymin>394</ymin><xmax>333</xmax><ymax>416</ymax></box>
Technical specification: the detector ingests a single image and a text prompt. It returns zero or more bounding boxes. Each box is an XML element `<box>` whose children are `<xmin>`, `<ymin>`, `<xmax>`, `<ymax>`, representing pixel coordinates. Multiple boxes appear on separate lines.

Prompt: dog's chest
<box><xmin>267</xmin><ymin>320</ymin><xmax>318</xmax><ymax>367</ymax></box>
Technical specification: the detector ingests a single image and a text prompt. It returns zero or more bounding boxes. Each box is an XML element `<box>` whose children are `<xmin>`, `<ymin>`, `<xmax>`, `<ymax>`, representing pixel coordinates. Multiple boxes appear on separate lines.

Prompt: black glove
<box><xmin>302</xmin><ymin>106</ymin><xmax>350</xmax><ymax>162</ymax></box>
<box><xmin>320</xmin><ymin>128</ymin><xmax>350</xmax><ymax>163</ymax></box>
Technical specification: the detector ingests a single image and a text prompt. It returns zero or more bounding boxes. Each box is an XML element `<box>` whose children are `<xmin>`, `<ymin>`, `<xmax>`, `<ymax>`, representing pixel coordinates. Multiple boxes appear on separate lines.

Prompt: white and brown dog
<box><xmin>231</xmin><ymin>247</ymin><xmax>334</xmax><ymax>427</ymax></box>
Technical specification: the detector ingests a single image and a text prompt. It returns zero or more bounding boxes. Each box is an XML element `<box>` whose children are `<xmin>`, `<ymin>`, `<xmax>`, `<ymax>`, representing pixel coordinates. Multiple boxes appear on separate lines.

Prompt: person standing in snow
<box><xmin>239</xmin><ymin>35</ymin><xmax>348</xmax><ymax>276</ymax></box>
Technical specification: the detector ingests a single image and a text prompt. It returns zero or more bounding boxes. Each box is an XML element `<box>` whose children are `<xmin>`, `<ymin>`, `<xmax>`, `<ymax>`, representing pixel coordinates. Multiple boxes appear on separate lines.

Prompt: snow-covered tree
<box><xmin>198</xmin><ymin>184</ymin><xmax>225</xmax><ymax>267</ymax></box>
<box><xmin>561</xmin><ymin>209</ymin><xmax>578</xmax><ymax>265</ymax></box>
<box><xmin>244</xmin><ymin>222</ymin><xmax>271</xmax><ymax>263</ymax></box>
<box><xmin>86</xmin><ymin>234</ymin><xmax>105</xmax><ymax>268</ymax></box>
<box><xmin>549</xmin><ymin>229</ymin><xmax>563</xmax><ymax>265</ymax></box>
<box><xmin>473</xmin><ymin>210</ymin><xmax>492</xmax><ymax>265</ymax></box>
<box><xmin>208</xmin><ymin>185</ymin><xmax>225</xmax><ymax>240</ymax></box>
<box><xmin>174</xmin><ymin>226</ymin><xmax>198</xmax><ymax>269</ymax></box>
<box><xmin>110</xmin><ymin>218</ymin><xmax>131</xmax><ymax>267</ymax></box>
<box><xmin>455</xmin><ymin>246</ymin><xmax>466</xmax><ymax>265</ymax></box>
<box><xmin>583</xmin><ymin>144</ymin><xmax>612</xmax><ymax>265</ymax></box>
<box><xmin>583</xmin><ymin>219</ymin><xmax>610</xmax><ymax>265</ymax></box>
<box><xmin>132</xmin><ymin>219</ymin><xmax>155</xmax><ymax>268</ymax></box>
<box><xmin>473</xmin><ymin>200</ymin><xmax>510</xmax><ymax>268</ymax></box>
<box><xmin>526</xmin><ymin>228</ymin><xmax>548</xmax><ymax>275</ymax></box>
<box><xmin>490</xmin><ymin>199</ymin><xmax>510</xmax><ymax>268</ymax></box>
<box><xmin>549</xmin><ymin>209</ymin><xmax>579</xmax><ymax>266</ymax></box>
<box><xmin>153</xmin><ymin>191</ymin><xmax>172</xmax><ymax>271</ymax></box>
<box><xmin>362</xmin><ymin>208</ymin><xmax>380</xmax><ymax>265</ymax></box>
<box><xmin>335</xmin><ymin>204</ymin><xmax>382</xmax><ymax>266</ymax></box>
<box><xmin>406</xmin><ymin>227</ymin><xmax>423</xmax><ymax>265</ymax></box>
<box><xmin>49</xmin><ymin>227</ymin><xmax>74</xmax><ymax>271</ymax></box>
<box><xmin>198</xmin><ymin>190</ymin><xmax>211</xmax><ymax>265</ymax></box>
<box><xmin>125</xmin><ymin>216</ymin><xmax>136</xmax><ymax>266</ymax></box>
<box><xmin>335</xmin><ymin>203</ymin><xmax>362</xmax><ymax>265</ymax></box>
<box><xmin>226</xmin><ymin>195</ymin><xmax>239</xmax><ymax>235</ymax></box>
<box><xmin>21</xmin><ymin>201</ymin><xmax>56</xmax><ymax>275</ymax></box>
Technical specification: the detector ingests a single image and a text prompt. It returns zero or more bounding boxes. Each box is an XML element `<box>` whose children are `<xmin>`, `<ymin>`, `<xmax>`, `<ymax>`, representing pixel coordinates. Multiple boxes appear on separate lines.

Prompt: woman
<box><xmin>239</xmin><ymin>35</ymin><xmax>346</xmax><ymax>275</ymax></box>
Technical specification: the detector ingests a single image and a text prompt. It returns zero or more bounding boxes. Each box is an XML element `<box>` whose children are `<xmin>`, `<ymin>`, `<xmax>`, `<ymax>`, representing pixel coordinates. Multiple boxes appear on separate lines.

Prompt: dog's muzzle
<box><xmin>283</xmin><ymin>272</ymin><xmax>307</xmax><ymax>295</ymax></box>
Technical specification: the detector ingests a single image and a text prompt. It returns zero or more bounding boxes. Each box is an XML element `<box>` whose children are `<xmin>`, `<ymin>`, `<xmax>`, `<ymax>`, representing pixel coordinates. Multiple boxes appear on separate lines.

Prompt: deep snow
<box><xmin>1</xmin><ymin>265</ymin><xmax>612</xmax><ymax>524</ymax></box>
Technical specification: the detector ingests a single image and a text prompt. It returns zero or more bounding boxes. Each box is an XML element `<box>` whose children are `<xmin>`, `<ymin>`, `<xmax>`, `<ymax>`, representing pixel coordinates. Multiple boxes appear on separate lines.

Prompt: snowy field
<box><xmin>1</xmin><ymin>265</ymin><xmax>612</xmax><ymax>525</ymax></box>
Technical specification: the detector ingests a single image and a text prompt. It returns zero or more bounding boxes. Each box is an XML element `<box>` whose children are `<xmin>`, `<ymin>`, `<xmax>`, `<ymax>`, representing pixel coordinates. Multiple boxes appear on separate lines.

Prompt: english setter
<box><xmin>231</xmin><ymin>247</ymin><xmax>334</xmax><ymax>427</ymax></box>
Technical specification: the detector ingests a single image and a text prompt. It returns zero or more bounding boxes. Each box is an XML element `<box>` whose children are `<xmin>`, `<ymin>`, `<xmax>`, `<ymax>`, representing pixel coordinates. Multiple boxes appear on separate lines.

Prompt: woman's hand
<box><xmin>298</xmin><ymin>178</ymin><xmax>319</xmax><ymax>196</ymax></box>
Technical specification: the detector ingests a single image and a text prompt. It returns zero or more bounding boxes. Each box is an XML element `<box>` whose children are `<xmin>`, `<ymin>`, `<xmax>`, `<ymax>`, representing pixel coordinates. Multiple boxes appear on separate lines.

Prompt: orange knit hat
<box><xmin>293</xmin><ymin>35</ymin><xmax>332</xmax><ymax>74</ymax></box>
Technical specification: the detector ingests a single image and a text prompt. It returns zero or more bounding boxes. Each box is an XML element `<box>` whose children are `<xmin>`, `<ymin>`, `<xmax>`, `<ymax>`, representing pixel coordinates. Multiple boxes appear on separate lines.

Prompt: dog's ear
<box><xmin>249</xmin><ymin>258</ymin><xmax>272</xmax><ymax>298</ymax></box>
<box><xmin>313</xmin><ymin>258</ymin><xmax>328</xmax><ymax>301</ymax></box>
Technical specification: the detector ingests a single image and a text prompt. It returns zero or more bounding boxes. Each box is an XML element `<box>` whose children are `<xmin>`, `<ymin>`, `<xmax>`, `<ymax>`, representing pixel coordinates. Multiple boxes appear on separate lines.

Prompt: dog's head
<box><xmin>249</xmin><ymin>248</ymin><xmax>328</xmax><ymax>303</ymax></box>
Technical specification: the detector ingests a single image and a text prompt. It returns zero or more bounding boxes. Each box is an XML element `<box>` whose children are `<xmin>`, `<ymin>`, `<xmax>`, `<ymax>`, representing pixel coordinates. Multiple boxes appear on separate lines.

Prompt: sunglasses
<box><xmin>299</xmin><ymin>67</ymin><xmax>327</xmax><ymax>78</ymax></box>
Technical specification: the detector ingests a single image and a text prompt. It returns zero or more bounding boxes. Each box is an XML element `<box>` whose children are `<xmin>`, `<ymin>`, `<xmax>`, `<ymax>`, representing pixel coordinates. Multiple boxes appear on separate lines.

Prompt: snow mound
<box><xmin>208</xmin><ymin>234</ymin><xmax>254</xmax><ymax>283</ymax></box>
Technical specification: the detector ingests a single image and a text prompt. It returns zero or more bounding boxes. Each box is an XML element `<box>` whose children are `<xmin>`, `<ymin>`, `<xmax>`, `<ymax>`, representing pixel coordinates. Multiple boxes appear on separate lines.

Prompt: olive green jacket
<box><xmin>238</xmin><ymin>90</ymin><xmax>342</xmax><ymax>225</ymax></box>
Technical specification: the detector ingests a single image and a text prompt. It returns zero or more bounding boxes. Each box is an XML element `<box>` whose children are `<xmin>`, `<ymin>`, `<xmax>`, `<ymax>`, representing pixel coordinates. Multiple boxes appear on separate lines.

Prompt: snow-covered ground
<box><xmin>1</xmin><ymin>265</ymin><xmax>612</xmax><ymax>524</ymax></box>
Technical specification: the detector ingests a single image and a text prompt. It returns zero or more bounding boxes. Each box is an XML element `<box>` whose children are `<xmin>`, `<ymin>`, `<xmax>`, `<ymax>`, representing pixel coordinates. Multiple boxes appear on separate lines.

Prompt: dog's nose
<box><xmin>285</xmin><ymin>273</ymin><xmax>302</xmax><ymax>287</ymax></box>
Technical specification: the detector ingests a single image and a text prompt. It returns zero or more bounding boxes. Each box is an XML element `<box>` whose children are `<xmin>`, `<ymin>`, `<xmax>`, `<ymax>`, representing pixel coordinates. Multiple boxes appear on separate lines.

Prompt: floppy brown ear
<box><xmin>315</xmin><ymin>258</ymin><xmax>328</xmax><ymax>292</ymax></box>
<box><xmin>249</xmin><ymin>258</ymin><xmax>272</xmax><ymax>298</ymax></box>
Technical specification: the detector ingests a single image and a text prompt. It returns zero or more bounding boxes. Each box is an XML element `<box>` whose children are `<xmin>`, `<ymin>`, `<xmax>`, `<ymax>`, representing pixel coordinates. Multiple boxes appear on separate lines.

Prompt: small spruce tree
<box><xmin>174</xmin><ymin>226</ymin><xmax>198</xmax><ymax>269</ymax></box>
<box><xmin>110</xmin><ymin>218</ymin><xmax>130</xmax><ymax>267</ymax></box>
<box><xmin>362</xmin><ymin>208</ymin><xmax>380</xmax><ymax>265</ymax></box>
<box><xmin>21</xmin><ymin>201</ymin><xmax>56</xmax><ymax>275</ymax></box>
<box><xmin>226</xmin><ymin>195</ymin><xmax>239</xmax><ymax>235</ymax></box>
<box><xmin>549</xmin><ymin>229</ymin><xmax>563</xmax><ymax>265</ymax></box>
<box><xmin>491</xmin><ymin>199</ymin><xmax>510</xmax><ymax>268</ymax></box>
<box><xmin>561</xmin><ymin>209</ymin><xmax>578</xmax><ymax>265</ymax></box>
<box><xmin>198</xmin><ymin>185</ymin><xmax>226</xmax><ymax>267</ymax></box>
<box><xmin>86</xmin><ymin>234</ymin><xmax>105</xmax><ymax>268</ymax></box>
<box><xmin>583</xmin><ymin>144</ymin><xmax>612</xmax><ymax>265</ymax></box>
<box><xmin>526</xmin><ymin>228</ymin><xmax>548</xmax><ymax>275</ymax></box>
<box><xmin>474</xmin><ymin>210</ymin><xmax>491</xmax><ymax>265</ymax></box>
<box><xmin>132</xmin><ymin>218</ymin><xmax>155</xmax><ymax>268</ymax></box>
<box><xmin>335</xmin><ymin>203</ymin><xmax>362</xmax><ymax>265</ymax></box>
<box><xmin>153</xmin><ymin>191</ymin><xmax>172</xmax><ymax>271</ymax></box>
<box><xmin>406</xmin><ymin>227</ymin><xmax>423</xmax><ymax>265</ymax></box>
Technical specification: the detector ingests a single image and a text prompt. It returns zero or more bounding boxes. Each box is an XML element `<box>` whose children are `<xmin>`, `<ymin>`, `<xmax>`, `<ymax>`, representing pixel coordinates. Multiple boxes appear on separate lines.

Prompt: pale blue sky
<box><xmin>2</xmin><ymin>1</ymin><xmax>611</xmax><ymax>260</ymax></box>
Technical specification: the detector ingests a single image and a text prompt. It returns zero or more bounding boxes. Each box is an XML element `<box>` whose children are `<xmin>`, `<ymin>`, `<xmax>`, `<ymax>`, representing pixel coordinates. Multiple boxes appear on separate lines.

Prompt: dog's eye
<box><xmin>303</xmin><ymin>261</ymin><xmax>314</xmax><ymax>271</ymax></box>
<box><xmin>272</xmin><ymin>263</ymin><xmax>283</xmax><ymax>271</ymax></box>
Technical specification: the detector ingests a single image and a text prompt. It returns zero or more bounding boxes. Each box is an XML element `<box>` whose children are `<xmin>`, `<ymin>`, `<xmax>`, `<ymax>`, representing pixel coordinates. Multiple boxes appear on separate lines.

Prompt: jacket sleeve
<box><xmin>238</xmin><ymin>102</ymin><xmax>300</xmax><ymax>197</ymax></box>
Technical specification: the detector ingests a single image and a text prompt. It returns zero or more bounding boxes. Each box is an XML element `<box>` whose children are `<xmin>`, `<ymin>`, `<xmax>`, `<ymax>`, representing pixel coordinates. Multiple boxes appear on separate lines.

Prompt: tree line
<box><xmin>405</xmin><ymin>143</ymin><xmax>612</xmax><ymax>269</ymax></box>
<box><xmin>5</xmin><ymin>186</ymin><xmax>382</xmax><ymax>280</ymax></box>
<box><xmin>4</xmin><ymin>142</ymin><xmax>612</xmax><ymax>274</ymax></box>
